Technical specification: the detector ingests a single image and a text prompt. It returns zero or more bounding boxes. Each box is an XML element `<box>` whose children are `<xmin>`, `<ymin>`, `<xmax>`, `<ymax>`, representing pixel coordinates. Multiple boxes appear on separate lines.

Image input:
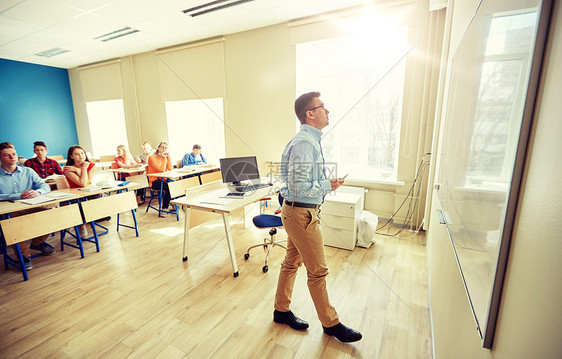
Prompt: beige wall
<box><xmin>223</xmin><ymin>23</ymin><xmax>296</xmax><ymax>162</ymax></box>
<box><xmin>67</xmin><ymin>3</ymin><xmax>437</xmax><ymax>222</ymax></box>
<box><xmin>427</xmin><ymin>0</ymin><xmax>562</xmax><ymax>357</ymax></box>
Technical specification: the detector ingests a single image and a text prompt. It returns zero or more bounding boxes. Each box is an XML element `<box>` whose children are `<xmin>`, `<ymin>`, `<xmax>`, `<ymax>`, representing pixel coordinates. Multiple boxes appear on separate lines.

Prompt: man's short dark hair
<box><xmin>193</xmin><ymin>144</ymin><xmax>201</xmax><ymax>150</ymax></box>
<box><xmin>0</xmin><ymin>142</ymin><xmax>15</xmax><ymax>151</ymax></box>
<box><xmin>295</xmin><ymin>91</ymin><xmax>321</xmax><ymax>124</ymax></box>
<box><xmin>34</xmin><ymin>141</ymin><xmax>47</xmax><ymax>149</ymax></box>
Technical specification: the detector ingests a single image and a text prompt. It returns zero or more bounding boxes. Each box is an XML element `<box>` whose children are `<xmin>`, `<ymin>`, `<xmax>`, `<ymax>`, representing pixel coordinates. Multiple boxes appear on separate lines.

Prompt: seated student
<box><xmin>136</xmin><ymin>142</ymin><xmax>155</xmax><ymax>165</ymax></box>
<box><xmin>181</xmin><ymin>144</ymin><xmax>207</xmax><ymax>167</ymax></box>
<box><xmin>63</xmin><ymin>145</ymin><xmax>95</xmax><ymax>188</ymax></box>
<box><xmin>114</xmin><ymin>145</ymin><xmax>141</xmax><ymax>170</ymax></box>
<box><xmin>114</xmin><ymin>144</ymin><xmax>144</xmax><ymax>199</ymax></box>
<box><xmin>0</xmin><ymin>142</ymin><xmax>55</xmax><ymax>270</ymax></box>
<box><xmin>147</xmin><ymin>142</ymin><xmax>173</xmax><ymax>216</ymax></box>
<box><xmin>64</xmin><ymin>145</ymin><xmax>96</xmax><ymax>237</ymax></box>
<box><xmin>24</xmin><ymin>141</ymin><xmax>63</xmax><ymax>178</ymax></box>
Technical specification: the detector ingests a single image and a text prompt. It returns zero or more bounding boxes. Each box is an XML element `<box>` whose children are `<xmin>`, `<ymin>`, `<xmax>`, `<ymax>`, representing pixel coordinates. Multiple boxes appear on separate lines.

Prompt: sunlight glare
<box><xmin>336</xmin><ymin>6</ymin><xmax>409</xmax><ymax>60</ymax></box>
<box><xmin>150</xmin><ymin>227</ymin><xmax>184</xmax><ymax>237</ymax></box>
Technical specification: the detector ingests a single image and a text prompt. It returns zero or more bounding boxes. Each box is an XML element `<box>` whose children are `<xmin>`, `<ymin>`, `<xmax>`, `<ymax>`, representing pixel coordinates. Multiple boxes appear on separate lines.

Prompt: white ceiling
<box><xmin>0</xmin><ymin>0</ymin><xmax>377</xmax><ymax>69</ymax></box>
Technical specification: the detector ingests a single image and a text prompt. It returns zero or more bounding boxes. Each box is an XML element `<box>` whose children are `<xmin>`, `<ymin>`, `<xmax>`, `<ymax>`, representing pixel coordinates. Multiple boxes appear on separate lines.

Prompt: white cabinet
<box><xmin>321</xmin><ymin>190</ymin><xmax>363</xmax><ymax>250</ymax></box>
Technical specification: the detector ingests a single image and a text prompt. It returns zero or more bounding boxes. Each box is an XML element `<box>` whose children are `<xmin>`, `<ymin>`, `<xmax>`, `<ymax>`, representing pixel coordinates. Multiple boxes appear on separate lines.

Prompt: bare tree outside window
<box><xmin>297</xmin><ymin>30</ymin><xmax>408</xmax><ymax>181</ymax></box>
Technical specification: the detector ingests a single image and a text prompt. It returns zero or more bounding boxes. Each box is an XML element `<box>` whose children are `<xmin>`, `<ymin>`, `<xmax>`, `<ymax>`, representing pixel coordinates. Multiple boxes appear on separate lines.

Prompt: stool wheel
<box><xmin>244</xmin><ymin>253</ymin><xmax>250</xmax><ymax>260</ymax></box>
<box><xmin>262</xmin><ymin>265</ymin><xmax>268</xmax><ymax>273</ymax></box>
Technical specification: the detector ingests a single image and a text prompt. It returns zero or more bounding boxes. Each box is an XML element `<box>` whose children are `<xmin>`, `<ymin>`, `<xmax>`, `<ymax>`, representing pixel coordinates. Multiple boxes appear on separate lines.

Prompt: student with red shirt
<box><xmin>63</xmin><ymin>145</ymin><xmax>95</xmax><ymax>188</ymax></box>
<box><xmin>114</xmin><ymin>144</ymin><xmax>140</xmax><ymax>170</ymax></box>
<box><xmin>24</xmin><ymin>141</ymin><xmax>63</xmax><ymax>178</ymax></box>
<box><xmin>114</xmin><ymin>144</ymin><xmax>142</xmax><ymax>182</ymax></box>
<box><xmin>63</xmin><ymin>145</ymin><xmax>96</xmax><ymax>236</ymax></box>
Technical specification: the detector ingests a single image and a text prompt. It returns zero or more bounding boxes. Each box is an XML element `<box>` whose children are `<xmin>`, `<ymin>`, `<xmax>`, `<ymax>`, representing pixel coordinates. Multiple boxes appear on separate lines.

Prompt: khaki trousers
<box><xmin>274</xmin><ymin>203</ymin><xmax>339</xmax><ymax>327</ymax></box>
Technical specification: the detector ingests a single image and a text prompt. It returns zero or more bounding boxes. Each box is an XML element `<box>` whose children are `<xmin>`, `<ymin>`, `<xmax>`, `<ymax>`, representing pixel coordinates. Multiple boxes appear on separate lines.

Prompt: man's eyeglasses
<box><xmin>307</xmin><ymin>105</ymin><xmax>325</xmax><ymax>112</ymax></box>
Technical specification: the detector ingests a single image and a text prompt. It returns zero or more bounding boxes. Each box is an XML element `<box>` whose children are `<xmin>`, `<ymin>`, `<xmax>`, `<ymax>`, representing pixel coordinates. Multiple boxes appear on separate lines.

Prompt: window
<box><xmin>85</xmin><ymin>99</ymin><xmax>128</xmax><ymax>158</ymax></box>
<box><xmin>296</xmin><ymin>29</ymin><xmax>409</xmax><ymax>181</ymax></box>
<box><xmin>466</xmin><ymin>11</ymin><xmax>537</xmax><ymax>183</ymax></box>
<box><xmin>165</xmin><ymin>98</ymin><xmax>225</xmax><ymax>164</ymax></box>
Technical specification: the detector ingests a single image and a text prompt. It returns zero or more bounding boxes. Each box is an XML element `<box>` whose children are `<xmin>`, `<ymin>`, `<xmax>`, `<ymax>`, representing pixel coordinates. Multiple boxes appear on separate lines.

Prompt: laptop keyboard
<box><xmin>235</xmin><ymin>183</ymin><xmax>271</xmax><ymax>192</ymax></box>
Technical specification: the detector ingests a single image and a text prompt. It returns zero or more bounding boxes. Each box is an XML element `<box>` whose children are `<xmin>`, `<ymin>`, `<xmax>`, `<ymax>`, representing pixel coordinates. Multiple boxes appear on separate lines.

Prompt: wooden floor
<box><xmin>0</xmin><ymin>202</ymin><xmax>432</xmax><ymax>359</ymax></box>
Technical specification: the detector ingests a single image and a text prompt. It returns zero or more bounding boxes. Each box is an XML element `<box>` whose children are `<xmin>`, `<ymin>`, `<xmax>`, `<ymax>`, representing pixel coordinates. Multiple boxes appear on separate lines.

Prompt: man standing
<box><xmin>0</xmin><ymin>142</ymin><xmax>55</xmax><ymax>270</ymax></box>
<box><xmin>273</xmin><ymin>92</ymin><xmax>362</xmax><ymax>342</ymax></box>
<box><xmin>24</xmin><ymin>141</ymin><xmax>63</xmax><ymax>178</ymax></box>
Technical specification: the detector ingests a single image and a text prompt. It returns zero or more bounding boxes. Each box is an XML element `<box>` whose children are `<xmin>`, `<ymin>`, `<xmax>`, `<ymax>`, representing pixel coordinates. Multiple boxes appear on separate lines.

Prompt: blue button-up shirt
<box><xmin>181</xmin><ymin>152</ymin><xmax>207</xmax><ymax>167</ymax></box>
<box><xmin>0</xmin><ymin>165</ymin><xmax>51</xmax><ymax>201</ymax></box>
<box><xmin>279</xmin><ymin>124</ymin><xmax>332</xmax><ymax>204</ymax></box>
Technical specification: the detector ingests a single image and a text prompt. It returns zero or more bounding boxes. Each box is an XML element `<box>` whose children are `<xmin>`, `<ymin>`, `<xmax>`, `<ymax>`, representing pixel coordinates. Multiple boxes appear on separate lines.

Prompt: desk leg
<box><xmin>221</xmin><ymin>213</ymin><xmax>239</xmax><ymax>277</ymax></box>
<box><xmin>14</xmin><ymin>244</ymin><xmax>29</xmax><ymax>281</ymax></box>
<box><xmin>182</xmin><ymin>206</ymin><xmax>190</xmax><ymax>261</ymax></box>
<box><xmin>158</xmin><ymin>179</ymin><xmax>164</xmax><ymax>216</ymax></box>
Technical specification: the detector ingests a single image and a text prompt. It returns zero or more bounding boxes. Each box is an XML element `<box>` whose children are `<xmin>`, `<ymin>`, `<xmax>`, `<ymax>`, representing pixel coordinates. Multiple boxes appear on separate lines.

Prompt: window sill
<box><xmin>345</xmin><ymin>178</ymin><xmax>405</xmax><ymax>187</ymax></box>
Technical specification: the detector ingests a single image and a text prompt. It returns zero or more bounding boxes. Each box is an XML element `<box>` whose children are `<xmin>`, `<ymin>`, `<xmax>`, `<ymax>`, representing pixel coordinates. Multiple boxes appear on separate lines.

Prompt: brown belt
<box><xmin>284</xmin><ymin>201</ymin><xmax>320</xmax><ymax>209</ymax></box>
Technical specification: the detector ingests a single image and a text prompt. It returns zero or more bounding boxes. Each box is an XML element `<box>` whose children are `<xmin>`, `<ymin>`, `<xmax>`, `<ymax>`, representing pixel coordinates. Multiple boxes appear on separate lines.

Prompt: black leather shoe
<box><xmin>322</xmin><ymin>322</ymin><xmax>362</xmax><ymax>342</ymax></box>
<box><xmin>273</xmin><ymin>310</ymin><xmax>309</xmax><ymax>330</ymax></box>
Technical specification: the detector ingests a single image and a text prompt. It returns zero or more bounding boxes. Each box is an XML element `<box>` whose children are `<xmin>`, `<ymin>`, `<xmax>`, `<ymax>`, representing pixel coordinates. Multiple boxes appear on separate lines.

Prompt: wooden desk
<box><xmin>0</xmin><ymin>191</ymin><xmax>84</xmax><ymax>281</ymax></box>
<box><xmin>110</xmin><ymin>166</ymin><xmax>146</xmax><ymax>180</ymax></box>
<box><xmin>110</xmin><ymin>166</ymin><xmax>146</xmax><ymax>173</ymax></box>
<box><xmin>54</xmin><ymin>183</ymin><xmax>141</xmax><ymax>257</ymax></box>
<box><xmin>0</xmin><ymin>191</ymin><xmax>82</xmax><ymax>216</ymax></box>
<box><xmin>171</xmin><ymin>181</ymin><xmax>275</xmax><ymax>277</ymax></box>
<box><xmin>62</xmin><ymin>182</ymin><xmax>141</xmax><ymax>197</ymax></box>
<box><xmin>94</xmin><ymin>161</ymin><xmax>114</xmax><ymax>170</ymax></box>
<box><xmin>147</xmin><ymin>165</ymin><xmax>219</xmax><ymax>181</ymax></box>
<box><xmin>146</xmin><ymin>165</ymin><xmax>220</xmax><ymax>216</ymax></box>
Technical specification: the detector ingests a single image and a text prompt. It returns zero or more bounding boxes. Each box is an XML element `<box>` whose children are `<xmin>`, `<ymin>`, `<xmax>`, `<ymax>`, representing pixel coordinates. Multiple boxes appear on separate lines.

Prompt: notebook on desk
<box><xmin>219</xmin><ymin>192</ymin><xmax>249</xmax><ymax>199</ymax></box>
<box><xmin>94</xmin><ymin>180</ymin><xmax>127</xmax><ymax>189</ymax></box>
<box><xmin>18</xmin><ymin>192</ymin><xmax>74</xmax><ymax>204</ymax></box>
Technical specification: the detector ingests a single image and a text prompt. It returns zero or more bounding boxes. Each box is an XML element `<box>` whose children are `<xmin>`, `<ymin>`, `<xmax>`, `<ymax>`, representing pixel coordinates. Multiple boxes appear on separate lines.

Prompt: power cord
<box><xmin>376</xmin><ymin>153</ymin><xmax>430</xmax><ymax>237</ymax></box>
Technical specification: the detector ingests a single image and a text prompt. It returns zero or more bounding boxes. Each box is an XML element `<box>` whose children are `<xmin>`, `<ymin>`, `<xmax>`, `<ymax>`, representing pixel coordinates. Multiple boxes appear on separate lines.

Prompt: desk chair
<box><xmin>167</xmin><ymin>177</ymin><xmax>200</xmax><ymax>221</ymax></box>
<box><xmin>199</xmin><ymin>170</ymin><xmax>222</xmax><ymax>185</ymax></box>
<box><xmin>146</xmin><ymin>178</ymin><xmax>169</xmax><ymax>217</ymax></box>
<box><xmin>244</xmin><ymin>194</ymin><xmax>286</xmax><ymax>273</ymax></box>
<box><xmin>1</xmin><ymin>204</ymin><xmax>84</xmax><ymax>281</ymax></box>
<box><xmin>55</xmin><ymin>176</ymin><xmax>70</xmax><ymax>190</ymax></box>
<box><xmin>98</xmin><ymin>154</ymin><xmax>115</xmax><ymax>162</ymax></box>
<box><xmin>128</xmin><ymin>174</ymin><xmax>149</xmax><ymax>204</ymax></box>
<box><xmin>82</xmin><ymin>191</ymin><xmax>139</xmax><ymax>238</ymax></box>
<box><xmin>111</xmin><ymin>162</ymin><xmax>119</xmax><ymax>180</ymax></box>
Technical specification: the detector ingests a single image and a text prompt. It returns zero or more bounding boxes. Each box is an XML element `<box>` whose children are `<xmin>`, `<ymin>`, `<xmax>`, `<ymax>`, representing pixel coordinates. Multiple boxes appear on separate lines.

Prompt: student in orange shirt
<box><xmin>146</xmin><ymin>141</ymin><xmax>173</xmax><ymax>216</ymax></box>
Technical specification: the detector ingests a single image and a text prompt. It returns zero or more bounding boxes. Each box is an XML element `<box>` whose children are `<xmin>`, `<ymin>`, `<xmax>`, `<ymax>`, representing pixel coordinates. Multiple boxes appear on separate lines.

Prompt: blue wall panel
<box><xmin>0</xmin><ymin>58</ymin><xmax>78</xmax><ymax>159</ymax></box>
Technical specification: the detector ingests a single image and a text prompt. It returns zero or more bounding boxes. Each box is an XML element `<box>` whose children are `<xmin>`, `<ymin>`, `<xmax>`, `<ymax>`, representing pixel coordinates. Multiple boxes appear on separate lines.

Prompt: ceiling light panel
<box><xmin>182</xmin><ymin>0</ymin><xmax>255</xmax><ymax>17</ymax></box>
<box><xmin>35</xmin><ymin>47</ymin><xmax>70</xmax><ymax>57</ymax></box>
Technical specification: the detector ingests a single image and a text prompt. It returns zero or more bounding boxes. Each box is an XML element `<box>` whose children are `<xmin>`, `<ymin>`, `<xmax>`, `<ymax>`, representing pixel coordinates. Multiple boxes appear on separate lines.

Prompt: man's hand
<box><xmin>20</xmin><ymin>189</ymin><xmax>40</xmax><ymax>199</ymax></box>
<box><xmin>329</xmin><ymin>178</ymin><xmax>345</xmax><ymax>191</ymax></box>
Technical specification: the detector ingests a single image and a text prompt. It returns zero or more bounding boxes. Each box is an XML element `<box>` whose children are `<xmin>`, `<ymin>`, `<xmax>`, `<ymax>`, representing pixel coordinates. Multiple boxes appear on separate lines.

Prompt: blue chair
<box><xmin>244</xmin><ymin>194</ymin><xmax>286</xmax><ymax>273</ymax></box>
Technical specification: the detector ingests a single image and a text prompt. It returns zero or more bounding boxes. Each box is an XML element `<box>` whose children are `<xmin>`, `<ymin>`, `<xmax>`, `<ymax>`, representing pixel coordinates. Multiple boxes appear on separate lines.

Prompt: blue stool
<box><xmin>245</xmin><ymin>211</ymin><xmax>286</xmax><ymax>273</ymax></box>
